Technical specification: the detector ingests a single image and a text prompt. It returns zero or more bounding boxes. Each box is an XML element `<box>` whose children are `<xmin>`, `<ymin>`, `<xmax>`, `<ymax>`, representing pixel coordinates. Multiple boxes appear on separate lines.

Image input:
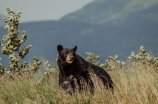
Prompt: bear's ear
<box><xmin>72</xmin><ymin>46</ymin><xmax>77</xmax><ymax>52</ymax></box>
<box><xmin>57</xmin><ymin>45</ymin><xmax>63</xmax><ymax>53</ymax></box>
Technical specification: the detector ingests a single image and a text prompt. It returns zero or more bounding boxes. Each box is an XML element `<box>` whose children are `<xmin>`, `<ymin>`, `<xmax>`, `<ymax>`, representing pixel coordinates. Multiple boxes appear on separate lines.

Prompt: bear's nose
<box><xmin>70</xmin><ymin>56</ymin><xmax>74</xmax><ymax>60</ymax></box>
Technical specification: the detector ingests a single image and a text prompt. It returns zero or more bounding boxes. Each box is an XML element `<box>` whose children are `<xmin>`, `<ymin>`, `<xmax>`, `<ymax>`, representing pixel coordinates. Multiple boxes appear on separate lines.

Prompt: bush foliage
<box><xmin>0</xmin><ymin>8</ymin><xmax>41</xmax><ymax>77</ymax></box>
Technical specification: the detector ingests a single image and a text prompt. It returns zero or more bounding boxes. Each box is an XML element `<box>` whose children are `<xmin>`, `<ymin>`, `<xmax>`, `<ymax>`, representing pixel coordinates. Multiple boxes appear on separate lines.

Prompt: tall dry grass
<box><xmin>0</xmin><ymin>60</ymin><xmax>158</xmax><ymax>104</ymax></box>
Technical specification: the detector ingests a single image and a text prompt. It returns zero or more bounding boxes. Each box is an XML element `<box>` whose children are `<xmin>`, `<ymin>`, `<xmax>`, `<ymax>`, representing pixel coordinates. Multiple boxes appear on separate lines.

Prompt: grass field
<box><xmin>0</xmin><ymin>60</ymin><xmax>158</xmax><ymax>104</ymax></box>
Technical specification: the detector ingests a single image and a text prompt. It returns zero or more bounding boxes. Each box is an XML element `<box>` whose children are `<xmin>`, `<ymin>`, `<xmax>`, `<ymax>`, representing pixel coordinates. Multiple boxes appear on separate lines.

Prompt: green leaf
<box><xmin>23</xmin><ymin>31</ymin><xmax>26</xmax><ymax>34</ymax></box>
<box><xmin>4</xmin><ymin>25</ymin><xmax>10</xmax><ymax>29</ymax></box>
<box><xmin>10</xmin><ymin>26</ymin><xmax>14</xmax><ymax>30</ymax></box>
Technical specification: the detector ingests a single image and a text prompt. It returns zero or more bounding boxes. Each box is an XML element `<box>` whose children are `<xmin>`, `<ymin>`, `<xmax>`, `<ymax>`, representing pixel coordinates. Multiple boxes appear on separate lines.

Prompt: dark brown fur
<box><xmin>57</xmin><ymin>45</ymin><xmax>113</xmax><ymax>93</ymax></box>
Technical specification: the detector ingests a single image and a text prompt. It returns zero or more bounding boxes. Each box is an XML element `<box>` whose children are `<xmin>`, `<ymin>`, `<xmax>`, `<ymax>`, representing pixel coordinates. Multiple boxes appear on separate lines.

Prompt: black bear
<box><xmin>57</xmin><ymin>45</ymin><xmax>113</xmax><ymax>93</ymax></box>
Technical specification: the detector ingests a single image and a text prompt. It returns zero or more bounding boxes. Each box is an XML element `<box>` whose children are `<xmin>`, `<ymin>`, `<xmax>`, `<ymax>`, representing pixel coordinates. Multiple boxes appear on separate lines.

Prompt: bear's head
<box><xmin>57</xmin><ymin>45</ymin><xmax>77</xmax><ymax>64</ymax></box>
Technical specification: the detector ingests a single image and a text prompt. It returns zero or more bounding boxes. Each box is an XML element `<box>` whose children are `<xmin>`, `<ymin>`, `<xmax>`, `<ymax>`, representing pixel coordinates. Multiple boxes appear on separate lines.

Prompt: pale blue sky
<box><xmin>0</xmin><ymin>0</ymin><xmax>94</xmax><ymax>23</ymax></box>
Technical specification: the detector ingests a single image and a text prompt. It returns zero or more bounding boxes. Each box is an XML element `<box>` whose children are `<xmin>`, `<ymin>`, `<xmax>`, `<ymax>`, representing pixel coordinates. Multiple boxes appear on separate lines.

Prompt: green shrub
<box><xmin>0</xmin><ymin>7</ymin><xmax>41</xmax><ymax>76</ymax></box>
<box><xmin>38</xmin><ymin>58</ymin><xmax>59</xmax><ymax>85</ymax></box>
<box><xmin>0</xmin><ymin>58</ymin><xmax>7</xmax><ymax>76</ymax></box>
<box><xmin>86</xmin><ymin>52</ymin><xmax>125</xmax><ymax>71</ymax></box>
<box><xmin>128</xmin><ymin>46</ymin><xmax>158</xmax><ymax>71</ymax></box>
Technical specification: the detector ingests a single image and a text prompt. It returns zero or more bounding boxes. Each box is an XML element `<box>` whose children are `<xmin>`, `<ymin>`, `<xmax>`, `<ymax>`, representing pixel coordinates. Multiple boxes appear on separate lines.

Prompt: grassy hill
<box><xmin>0</xmin><ymin>0</ymin><xmax>158</xmax><ymax>68</ymax></box>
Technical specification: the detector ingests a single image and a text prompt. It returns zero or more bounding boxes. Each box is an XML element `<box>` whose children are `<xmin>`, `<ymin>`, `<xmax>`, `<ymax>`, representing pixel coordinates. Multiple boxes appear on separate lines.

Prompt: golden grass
<box><xmin>0</xmin><ymin>61</ymin><xmax>158</xmax><ymax>104</ymax></box>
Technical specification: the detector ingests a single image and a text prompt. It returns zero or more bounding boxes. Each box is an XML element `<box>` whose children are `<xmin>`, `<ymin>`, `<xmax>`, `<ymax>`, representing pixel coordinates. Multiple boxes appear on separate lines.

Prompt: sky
<box><xmin>0</xmin><ymin>0</ymin><xmax>94</xmax><ymax>23</ymax></box>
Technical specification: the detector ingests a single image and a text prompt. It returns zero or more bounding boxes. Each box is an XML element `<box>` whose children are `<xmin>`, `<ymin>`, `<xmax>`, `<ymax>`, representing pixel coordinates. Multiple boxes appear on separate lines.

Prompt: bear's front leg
<box><xmin>63</xmin><ymin>75</ymin><xmax>75</xmax><ymax>87</ymax></box>
<box><xmin>62</xmin><ymin>75</ymin><xmax>75</xmax><ymax>95</ymax></box>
